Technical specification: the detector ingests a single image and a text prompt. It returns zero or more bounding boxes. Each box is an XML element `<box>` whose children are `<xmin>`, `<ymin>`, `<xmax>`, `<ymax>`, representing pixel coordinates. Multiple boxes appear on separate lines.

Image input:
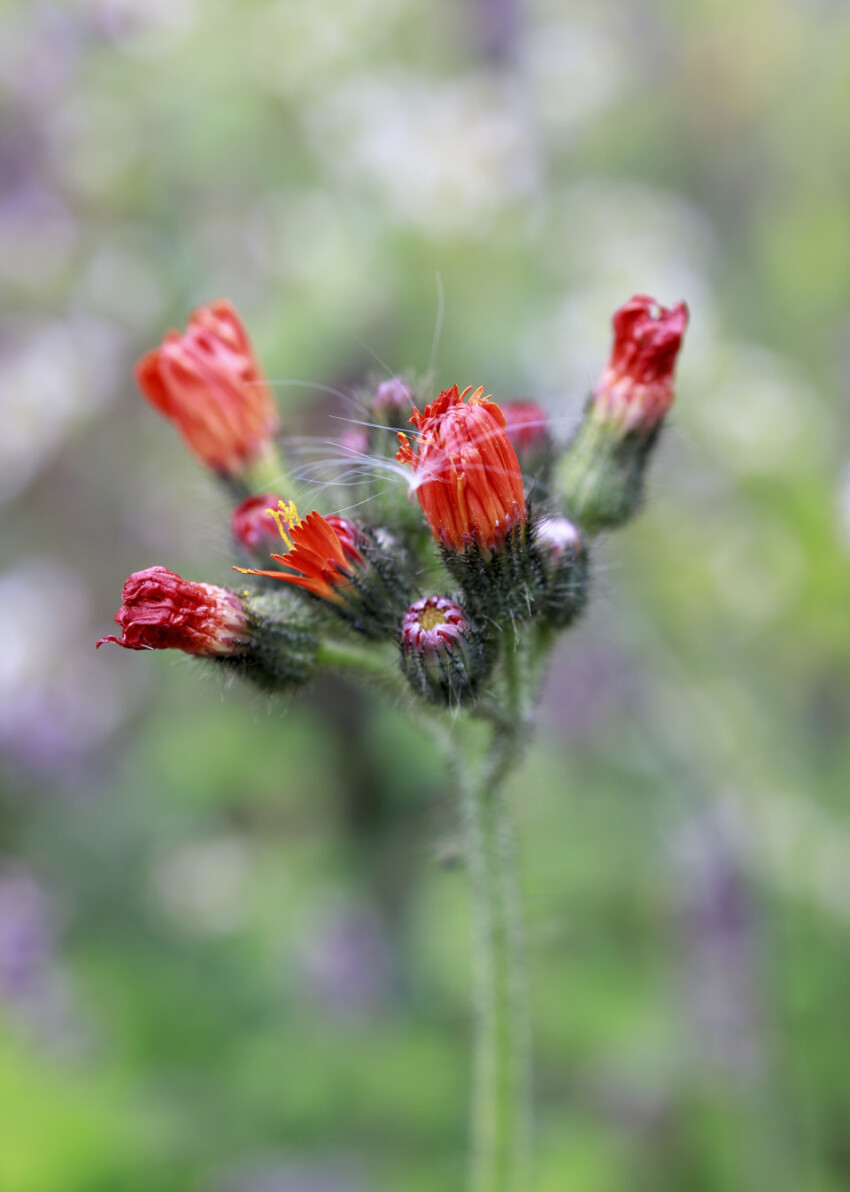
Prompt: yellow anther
<box><xmin>420</xmin><ymin>604</ymin><xmax>447</xmax><ymax>631</ymax></box>
<box><xmin>265</xmin><ymin>499</ymin><xmax>301</xmax><ymax>551</ymax></box>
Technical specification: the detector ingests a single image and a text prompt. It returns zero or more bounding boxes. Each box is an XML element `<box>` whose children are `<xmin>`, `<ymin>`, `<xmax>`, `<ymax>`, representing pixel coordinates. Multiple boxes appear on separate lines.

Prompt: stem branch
<box><xmin>460</xmin><ymin>624</ymin><xmax>531</xmax><ymax>1192</ymax></box>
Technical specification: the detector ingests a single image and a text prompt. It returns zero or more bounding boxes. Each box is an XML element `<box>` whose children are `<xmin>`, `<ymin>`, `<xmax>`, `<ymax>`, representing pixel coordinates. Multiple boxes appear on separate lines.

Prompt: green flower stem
<box><xmin>316</xmin><ymin>639</ymin><xmax>400</xmax><ymax>683</ymax></box>
<box><xmin>243</xmin><ymin>442</ymin><xmax>286</xmax><ymax>493</ymax></box>
<box><xmin>461</xmin><ymin>625</ymin><xmax>532</xmax><ymax>1192</ymax></box>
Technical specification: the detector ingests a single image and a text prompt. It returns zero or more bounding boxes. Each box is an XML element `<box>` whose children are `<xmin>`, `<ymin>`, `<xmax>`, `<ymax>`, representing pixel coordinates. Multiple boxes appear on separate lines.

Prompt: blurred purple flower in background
<box><xmin>0</xmin><ymin>559</ymin><xmax>135</xmax><ymax>779</ymax></box>
<box><xmin>0</xmin><ymin>866</ymin><xmax>54</xmax><ymax>1002</ymax></box>
<box><xmin>295</xmin><ymin>902</ymin><xmax>393</xmax><ymax>1022</ymax></box>
<box><xmin>0</xmin><ymin>864</ymin><xmax>83</xmax><ymax>1051</ymax></box>
<box><xmin>673</xmin><ymin>805</ymin><xmax>762</xmax><ymax>1081</ymax></box>
<box><xmin>209</xmin><ymin>1158</ymin><xmax>370</xmax><ymax>1192</ymax></box>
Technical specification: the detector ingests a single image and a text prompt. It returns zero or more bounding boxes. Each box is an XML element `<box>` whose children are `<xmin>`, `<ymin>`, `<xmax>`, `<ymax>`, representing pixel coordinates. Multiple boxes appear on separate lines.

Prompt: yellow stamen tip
<box><xmin>265</xmin><ymin>499</ymin><xmax>300</xmax><ymax>551</ymax></box>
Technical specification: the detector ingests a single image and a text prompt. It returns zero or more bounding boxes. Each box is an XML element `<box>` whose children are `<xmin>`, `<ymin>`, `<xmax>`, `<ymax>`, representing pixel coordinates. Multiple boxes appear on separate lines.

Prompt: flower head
<box><xmin>136</xmin><ymin>300</ymin><xmax>280</xmax><ymax>477</ymax></box>
<box><xmin>235</xmin><ymin>500</ymin><xmax>365</xmax><ymax>604</ymax></box>
<box><xmin>400</xmin><ymin>595</ymin><xmax>489</xmax><ymax>705</ymax></box>
<box><xmin>396</xmin><ymin>385</ymin><xmax>526</xmax><ymax>554</ymax></box>
<box><xmin>592</xmin><ymin>295</ymin><xmax>689</xmax><ymax>433</ymax></box>
<box><xmin>96</xmin><ymin>567</ymin><xmax>249</xmax><ymax>655</ymax></box>
<box><xmin>533</xmin><ymin>517</ymin><xmax>589</xmax><ymax>630</ymax></box>
<box><xmin>402</xmin><ymin>595</ymin><xmax>467</xmax><ymax>658</ymax></box>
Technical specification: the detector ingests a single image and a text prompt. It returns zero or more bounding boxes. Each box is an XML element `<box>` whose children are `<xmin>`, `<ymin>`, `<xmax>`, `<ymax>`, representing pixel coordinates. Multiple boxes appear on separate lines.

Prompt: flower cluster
<box><xmin>99</xmin><ymin>294</ymin><xmax>687</xmax><ymax>705</ymax></box>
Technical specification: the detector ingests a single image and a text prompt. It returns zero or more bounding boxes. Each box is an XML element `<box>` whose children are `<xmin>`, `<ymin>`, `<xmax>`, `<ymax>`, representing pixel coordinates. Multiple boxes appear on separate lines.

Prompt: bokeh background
<box><xmin>2</xmin><ymin>1</ymin><xmax>850</xmax><ymax>1189</ymax></box>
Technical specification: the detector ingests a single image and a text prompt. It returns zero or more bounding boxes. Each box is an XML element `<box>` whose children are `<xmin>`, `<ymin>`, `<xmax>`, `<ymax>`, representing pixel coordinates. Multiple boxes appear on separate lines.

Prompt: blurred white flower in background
<box><xmin>72</xmin><ymin>228</ymin><xmax>167</xmax><ymax>330</ymax></box>
<box><xmin>0</xmin><ymin>319</ymin><xmax>123</xmax><ymax>505</ymax></box>
<box><xmin>150</xmin><ymin>836</ymin><xmax>253</xmax><ymax>937</ymax></box>
<box><xmin>307</xmin><ymin>71</ymin><xmax>538</xmax><ymax>235</ymax></box>
<box><xmin>89</xmin><ymin>0</ymin><xmax>198</xmax><ymax>47</ymax></box>
<box><xmin>251</xmin><ymin>0</ymin><xmax>404</xmax><ymax>100</ymax></box>
<box><xmin>693</xmin><ymin>344</ymin><xmax>829</xmax><ymax>478</ymax></box>
<box><xmin>525</xmin><ymin>16</ymin><xmax>626</xmax><ymax>136</ymax></box>
<box><xmin>0</xmin><ymin>188</ymin><xmax>78</xmax><ymax>297</ymax></box>
<box><xmin>523</xmin><ymin>182</ymin><xmax>716</xmax><ymax>401</ymax></box>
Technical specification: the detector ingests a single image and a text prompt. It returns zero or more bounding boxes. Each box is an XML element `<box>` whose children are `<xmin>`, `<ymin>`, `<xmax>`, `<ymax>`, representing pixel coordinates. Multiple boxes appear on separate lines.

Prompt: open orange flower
<box><xmin>136</xmin><ymin>300</ymin><xmax>280</xmax><ymax>477</ymax></box>
<box><xmin>234</xmin><ymin>500</ymin><xmax>365</xmax><ymax>604</ymax></box>
<box><xmin>396</xmin><ymin>386</ymin><xmax>526</xmax><ymax>554</ymax></box>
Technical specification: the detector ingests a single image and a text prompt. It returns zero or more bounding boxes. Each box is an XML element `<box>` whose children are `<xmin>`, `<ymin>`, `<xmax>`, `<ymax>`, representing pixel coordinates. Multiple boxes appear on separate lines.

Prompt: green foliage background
<box><xmin>2</xmin><ymin>1</ymin><xmax>850</xmax><ymax>1189</ymax></box>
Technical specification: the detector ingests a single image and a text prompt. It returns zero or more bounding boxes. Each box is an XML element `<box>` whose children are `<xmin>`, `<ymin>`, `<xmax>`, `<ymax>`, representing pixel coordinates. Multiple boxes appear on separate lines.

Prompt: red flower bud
<box><xmin>96</xmin><ymin>567</ymin><xmax>249</xmax><ymax>655</ymax></box>
<box><xmin>556</xmin><ymin>294</ymin><xmax>690</xmax><ymax>533</ymax></box>
<box><xmin>592</xmin><ymin>295</ymin><xmax>689</xmax><ymax>433</ymax></box>
<box><xmin>135</xmin><ymin>300</ymin><xmax>280</xmax><ymax>477</ymax></box>
<box><xmin>396</xmin><ymin>385</ymin><xmax>526</xmax><ymax>555</ymax></box>
<box><xmin>502</xmin><ymin>400</ymin><xmax>553</xmax><ymax>476</ymax></box>
<box><xmin>231</xmin><ymin>494</ymin><xmax>286</xmax><ymax>554</ymax></box>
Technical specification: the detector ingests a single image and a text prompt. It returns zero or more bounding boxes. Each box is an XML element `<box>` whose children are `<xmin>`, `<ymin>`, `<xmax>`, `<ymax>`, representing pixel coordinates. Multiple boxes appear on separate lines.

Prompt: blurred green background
<box><xmin>2</xmin><ymin>1</ymin><xmax>850</xmax><ymax>1189</ymax></box>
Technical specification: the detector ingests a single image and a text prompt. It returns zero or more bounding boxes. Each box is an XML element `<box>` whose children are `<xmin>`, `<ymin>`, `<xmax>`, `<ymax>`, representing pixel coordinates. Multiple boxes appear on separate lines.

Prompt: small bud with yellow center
<box><xmin>400</xmin><ymin>595</ymin><xmax>491</xmax><ymax>705</ymax></box>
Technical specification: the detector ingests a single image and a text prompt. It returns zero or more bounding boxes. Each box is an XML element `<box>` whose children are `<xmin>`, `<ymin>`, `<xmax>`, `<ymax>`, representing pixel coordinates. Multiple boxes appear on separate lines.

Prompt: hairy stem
<box><xmin>316</xmin><ymin>639</ymin><xmax>400</xmax><ymax>682</ymax></box>
<box><xmin>461</xmin><ymin>625</ymin><xmax>532</xmax><ymax>1192</ymax></box>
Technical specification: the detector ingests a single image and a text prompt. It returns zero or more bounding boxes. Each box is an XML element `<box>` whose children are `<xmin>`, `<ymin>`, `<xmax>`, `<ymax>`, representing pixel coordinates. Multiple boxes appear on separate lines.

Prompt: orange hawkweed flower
<box><xmin>136</xmin><ymin>300</ymin><xmax>280</xmax><ymax>477</ymax></box>
<box><xmin>396</xmin><ymin>385</ymin><xmax>526</xmax><ymax>554</ymax></box>
<box><xmin>234</xmin><ymin>500</ymin><xmax>365</xmax><ymax>604</ymax></box>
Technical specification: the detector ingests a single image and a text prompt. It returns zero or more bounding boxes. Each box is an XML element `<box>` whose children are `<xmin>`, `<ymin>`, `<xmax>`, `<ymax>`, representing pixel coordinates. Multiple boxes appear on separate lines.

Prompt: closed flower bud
<box><xmin>532</xmin><ymin>517</ymin><xmax>589</xmax><ymax>630</ymax></box>
<box><xmin>503</xmin><ymin>400</ymin><xmax>554</xmax><ymax>481</ymax></box>
<box><xmin>397</xmin><ymin>385</ymin><xmax>542</xmax><ymax>621</ymax></box>
<box><xmin>397</xmin><ymin>385</ymin><xmax>525</xmax><ymax>554</ymax></box>
<box><xmin>234</xmin><ymin>500</ymin><xmax>413</xmax><ymax>640</ymax></box>
<box><xmin>592</xmin><ymin>295</ymin><xmax>689</xmax><ymax>434</ymax></box>
<box><xmin>136</xmin><ymin>300</ymin><xmax>281</xmax><ymax>483</ymax></box>
<box><xmin>556</xmin><ymin>295</ymin><xmax>688</xmax><ymax>534</ymax></box>
<box><xmin>400</xmin><ymin>595</ymin><xmax>489</xmax><ymax>705</ymax></box>
<box><xmin>373</xmin><ymin>375</ymin><xmax>414</xmax><ymax>428</ymax></box>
